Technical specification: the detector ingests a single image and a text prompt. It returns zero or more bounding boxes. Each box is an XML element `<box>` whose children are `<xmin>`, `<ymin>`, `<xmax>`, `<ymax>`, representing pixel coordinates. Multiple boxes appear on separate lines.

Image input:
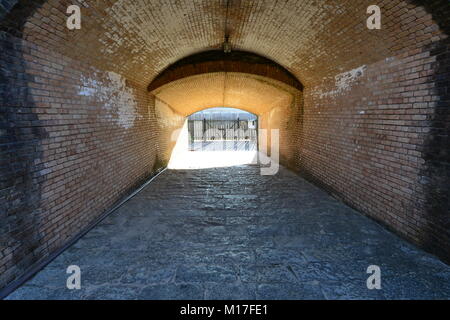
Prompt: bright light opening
<box><xmin>168</xmin><ymin>107</ymin><xmax>259</xmax><ymax>169</ymax></box>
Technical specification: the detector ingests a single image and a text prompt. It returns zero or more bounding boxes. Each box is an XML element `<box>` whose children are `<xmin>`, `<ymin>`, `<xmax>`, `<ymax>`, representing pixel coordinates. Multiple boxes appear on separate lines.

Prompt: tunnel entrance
<box><xmin>188</xmin><ymin>108</ymin><xmax>258</xmax><ymax>152</ymax></box>
<box><xmin>2</xmin><ymin>0</ymin><xmax>450</xmax><ymax>300</ymax></box>
<box><xmin>168</xmin><ymin>108</ymin><xmax>259</xmax><ymax>169</ymax></box>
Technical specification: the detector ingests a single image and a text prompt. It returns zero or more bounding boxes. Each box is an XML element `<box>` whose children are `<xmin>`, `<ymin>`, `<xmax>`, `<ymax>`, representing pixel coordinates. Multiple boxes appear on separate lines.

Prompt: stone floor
<box><xmin>6</xmin><ymin>165</ymin><xmax>450</xmax><ymax>300</ymax></box>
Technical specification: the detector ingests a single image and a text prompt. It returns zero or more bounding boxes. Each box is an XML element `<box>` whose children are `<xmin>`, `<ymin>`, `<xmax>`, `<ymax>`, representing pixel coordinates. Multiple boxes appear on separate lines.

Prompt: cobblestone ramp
<box><xmin>6</xmin><ymin>165</ymin><xmax>450</xmax><ymax>300</ymax></box>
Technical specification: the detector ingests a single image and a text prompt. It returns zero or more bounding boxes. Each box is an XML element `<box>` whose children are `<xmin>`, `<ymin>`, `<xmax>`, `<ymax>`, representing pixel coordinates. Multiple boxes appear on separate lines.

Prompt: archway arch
<box><xmin>148</xmin><ymin>50</ymin><xmax>303</xmax><ymax>91</ymax></box>
<box><xmin>151</xmin><ymin>72</ymin><xmax>301</xmax><ymax>117</ymax></box>
<box><xmin>151</xmin><ymin>71</ymin><xmax>303</xmax><ymax>169</ymax></box>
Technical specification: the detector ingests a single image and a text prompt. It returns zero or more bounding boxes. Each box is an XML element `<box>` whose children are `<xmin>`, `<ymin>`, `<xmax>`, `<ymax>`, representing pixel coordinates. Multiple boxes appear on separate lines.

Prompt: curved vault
<box><xmin>148</xmin><ymin>50</ymin><xmax>303</xmax><ymax>91</ymax></box>
<box><xmin>4</xmin><ymin>0</ymin><xmax>445</xmax><ymax>86</ymax></box>
<box><xmin>151</xmin><ymin>72</ymin><xmax>300</xmax><ymax>116</ymax></box>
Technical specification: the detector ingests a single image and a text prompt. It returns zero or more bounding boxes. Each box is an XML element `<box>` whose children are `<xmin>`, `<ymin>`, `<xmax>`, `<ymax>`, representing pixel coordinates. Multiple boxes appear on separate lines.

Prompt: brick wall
<box><xmin>252</xmin><ymin>0</ymin><xmax>450</xmax><ymax>264</ymax></box>
<box><xmin>258</xmin><ymin>91</ymin><xmax>303</xmax><ymax>169</ymax></box>
<box><xmin>148</xmin><ymin>50</ymin><xmax>302</xmax><ymax>92</ymax></box>
<box><xmin>298</xmin><ymin>38</ymin><xmax>450</xmax><ymax>263</ymax></box>
<box><xmin>151</xmin><ymin>96</ymin><xmax>185</xmax><ymax>165</ymax></box>
<box><xmin>0</xmin><ymin>30</ymin><xmax>168</xmax><ymax>289</ymax></box>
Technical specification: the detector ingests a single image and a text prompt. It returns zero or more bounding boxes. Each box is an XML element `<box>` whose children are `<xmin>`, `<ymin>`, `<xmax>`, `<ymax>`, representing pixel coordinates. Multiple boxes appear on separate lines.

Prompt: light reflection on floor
<box><xmin>168</xmin><ymin>150</ymin><xmax>258</xmax><ymax>169</ymax></box>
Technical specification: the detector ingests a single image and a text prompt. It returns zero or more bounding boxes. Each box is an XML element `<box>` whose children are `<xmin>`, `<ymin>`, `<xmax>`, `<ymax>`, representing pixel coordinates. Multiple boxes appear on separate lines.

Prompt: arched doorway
<box><xmin>168</xmin><ymin>107</ymin><xmax>260</xmax><ymax>169</ymax></box>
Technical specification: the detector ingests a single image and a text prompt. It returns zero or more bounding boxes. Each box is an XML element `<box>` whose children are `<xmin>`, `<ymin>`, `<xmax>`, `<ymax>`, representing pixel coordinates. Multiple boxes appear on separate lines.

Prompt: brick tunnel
<box><xmin>0</xmin><ymin>0</ymin><xmax>449</xmax><ymax>300</ymax></box>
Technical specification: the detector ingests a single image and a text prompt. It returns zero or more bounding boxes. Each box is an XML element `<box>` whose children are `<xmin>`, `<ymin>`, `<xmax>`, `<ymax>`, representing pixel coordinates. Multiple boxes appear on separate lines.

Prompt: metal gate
<box><xmin>188</xmin><ymin>117</ymin><xmax>258</xmax><ymax>151</ymax></box>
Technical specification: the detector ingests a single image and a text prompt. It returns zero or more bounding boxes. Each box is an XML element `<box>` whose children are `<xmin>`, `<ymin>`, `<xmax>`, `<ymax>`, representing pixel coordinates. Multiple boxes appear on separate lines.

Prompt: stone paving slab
<box><xmin>6</xmin><ymin>165</ymin><xmax>450</xmax><ymax>300</ymax></box>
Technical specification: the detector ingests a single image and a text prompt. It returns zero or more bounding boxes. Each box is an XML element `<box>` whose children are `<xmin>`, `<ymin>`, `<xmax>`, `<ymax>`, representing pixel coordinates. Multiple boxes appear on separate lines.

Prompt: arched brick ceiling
<box><xmin>148</xmin><ymin>50</ymin><xmax>303</xmax><ymax>91</ymax></box>
<box><xmin>4</xmin><ymin>0</ymin><xmax>447</xmax><ymax>86</ymax></box>
<box><xmin>152</xmin><ymin>72</ymin><xmax>297</xmax><ymax>116</ymax></box>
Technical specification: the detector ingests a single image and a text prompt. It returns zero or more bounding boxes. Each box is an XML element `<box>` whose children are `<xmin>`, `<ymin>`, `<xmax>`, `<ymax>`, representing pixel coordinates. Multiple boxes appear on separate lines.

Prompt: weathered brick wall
<box><xmin>258</xmin><ymin>92</ymin><xmax>303</xmax><ymax>169</ymax></box>
<box><xmin>298</xmin><ymin>38</ymin><xmax>450</xmax><ymax>263</ymax></box>
<box><xmin>260</xmin><ymin>0</ymin><xmax>450</xmax><ymax>263</ymax></box>
<box><xmin>151</xmin><ymin>96</ymin><xmax>185</xmax><ymax>166</ymax></box>
<box><xmin>0</xmin><ymin>31</ymin><xmax>165</xmax><ymax>289</ymax></box>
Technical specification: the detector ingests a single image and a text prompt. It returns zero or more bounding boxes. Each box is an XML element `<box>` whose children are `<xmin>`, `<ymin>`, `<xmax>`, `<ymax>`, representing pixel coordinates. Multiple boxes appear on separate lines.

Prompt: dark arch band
<box><xmin>148</xmin><ymin>50</ymin><xmax>303</xmax><ymax>92</ymax></box>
